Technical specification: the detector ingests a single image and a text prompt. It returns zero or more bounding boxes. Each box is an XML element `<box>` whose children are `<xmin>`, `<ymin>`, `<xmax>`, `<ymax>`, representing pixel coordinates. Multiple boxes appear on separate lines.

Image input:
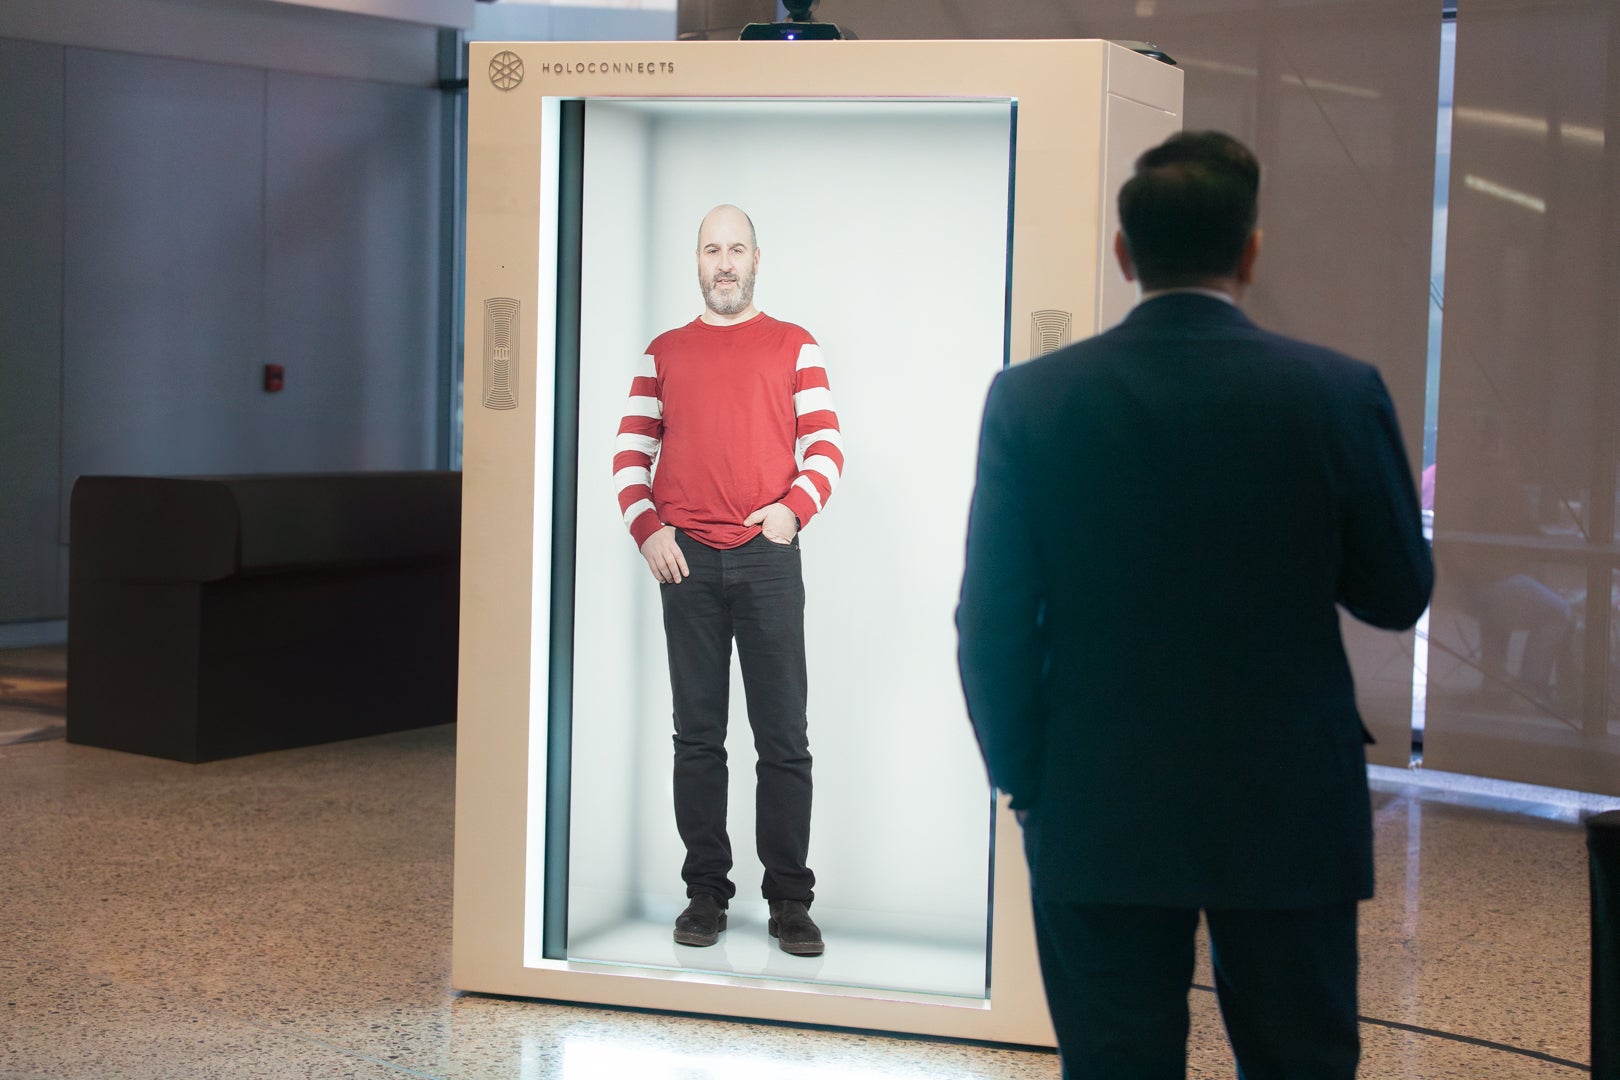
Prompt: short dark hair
<box><xmin>1117</xmin><ymin>131</ymin><xmax>1260</xmax><ymax>289</ymax></box>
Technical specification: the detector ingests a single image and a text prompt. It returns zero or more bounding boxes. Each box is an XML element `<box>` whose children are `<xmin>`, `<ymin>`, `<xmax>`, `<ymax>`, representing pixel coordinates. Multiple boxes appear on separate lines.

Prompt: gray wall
<box><xmin>0</xmin><ymin>39</ymin><xmax>67</xmax><ymax>622</ymax></box>
<box><xmin>0</xmin><ymin>3</ymin><xmax>446</xmax><ymax>624</ymax></box>
<box><xmin>0</xmin><ymin>0</ymin><xmax>443</xmax><ymax>85</ymax></box>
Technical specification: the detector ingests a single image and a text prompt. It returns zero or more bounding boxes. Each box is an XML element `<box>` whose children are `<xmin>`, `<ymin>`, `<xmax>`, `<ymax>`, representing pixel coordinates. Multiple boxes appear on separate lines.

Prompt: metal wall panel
<box><xmin>61</xmin><ymin>49</ymin><xmax>267</xmax><ymax>533</ymax></box>
<box><xmin>263</xmin><ymin>72</ymin><xmax>443</xmax><ymax>471</ymax></box>
<box><xmin>0</xmin><ymin>0</ymin><xmax>439</xmax><ymax>87</ymax></box>
<box><xmin>0</xmin><ymin>38</ymin><xmax>66</xmax><ymax>621</ymax></box>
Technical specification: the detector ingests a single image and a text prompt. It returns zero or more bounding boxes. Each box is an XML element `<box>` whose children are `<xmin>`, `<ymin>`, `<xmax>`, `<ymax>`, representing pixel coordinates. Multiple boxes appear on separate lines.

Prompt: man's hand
<box><xmin>640</xmin><ymin>525</ymin><xmax>689</xmax><ymax>584</ymax></box>
<box><xmin>744</xmin><ymin>502</ymin><xmax>798</xmax><ymax>545</ymax></box>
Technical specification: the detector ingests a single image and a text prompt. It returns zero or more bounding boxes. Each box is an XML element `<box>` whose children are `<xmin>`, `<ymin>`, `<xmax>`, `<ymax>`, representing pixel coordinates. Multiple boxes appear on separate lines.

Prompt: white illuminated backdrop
<box><xmin>557</xmin><ymin>99</ymin><xmax>1014</xmax><ymax>995</ymax></box>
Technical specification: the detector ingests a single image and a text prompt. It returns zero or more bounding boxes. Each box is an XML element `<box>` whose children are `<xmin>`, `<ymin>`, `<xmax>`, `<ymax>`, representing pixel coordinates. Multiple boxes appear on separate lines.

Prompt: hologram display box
<box><xmin>454</xmin><ymin>38</ymin><xmax>1182</xmax><ymax>1044</ymax></box>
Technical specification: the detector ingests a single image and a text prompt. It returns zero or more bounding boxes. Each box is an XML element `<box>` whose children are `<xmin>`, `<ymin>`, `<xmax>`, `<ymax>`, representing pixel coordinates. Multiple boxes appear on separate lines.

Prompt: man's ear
<box><xmin>1113</xmin><ymin>230</ymin><xmax>1137</xmax><ymax>283</ymax></box>
<box><xmin>1236</xmin><ymin>229</ymin><xmax>1262</xmax><ymax>286</ymax></box>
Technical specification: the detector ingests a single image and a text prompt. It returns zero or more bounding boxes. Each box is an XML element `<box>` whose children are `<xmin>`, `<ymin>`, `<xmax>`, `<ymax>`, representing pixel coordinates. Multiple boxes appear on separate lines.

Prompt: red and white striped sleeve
<box><xmin>780</xmin><ymin>342</ymin><xmax>844</xmax><ymax>530</ymax></box>
<box><xmin>613</xmin><ymin>352</ymin><xmax>663</xmax><ymax>548</ymax></box>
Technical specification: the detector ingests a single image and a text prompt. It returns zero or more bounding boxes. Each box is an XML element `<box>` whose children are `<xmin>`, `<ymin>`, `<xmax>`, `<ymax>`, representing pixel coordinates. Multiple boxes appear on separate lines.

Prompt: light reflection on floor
<box><xmin>547</xmin><ymin>1034</ymin><xmax>976</xmax><ymax>1080</ymax></box>
<box><xmin>566</xmin><ymin>913</ymin><xmax>987</xmax><ymax>998</ymax></box>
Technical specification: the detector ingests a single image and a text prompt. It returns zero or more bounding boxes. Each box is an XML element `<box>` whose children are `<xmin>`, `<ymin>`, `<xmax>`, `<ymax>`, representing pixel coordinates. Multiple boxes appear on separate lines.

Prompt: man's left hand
<box><xmin>744</xmin><ymin>502</ymin><xmax>798</xmax><ymax>545</ymax></box>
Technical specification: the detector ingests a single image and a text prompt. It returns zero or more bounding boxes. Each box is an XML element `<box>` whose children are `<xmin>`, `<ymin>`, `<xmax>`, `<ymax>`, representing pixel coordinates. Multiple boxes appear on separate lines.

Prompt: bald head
<box><xmin>695</xmin><ymin>204</ymin><xmax>761</xmax><ymax>324</ymax></box>
<box><xmin>697</xmin><ymin>204</ymin><xmax>757</xmax><ymax>252</ymax></box>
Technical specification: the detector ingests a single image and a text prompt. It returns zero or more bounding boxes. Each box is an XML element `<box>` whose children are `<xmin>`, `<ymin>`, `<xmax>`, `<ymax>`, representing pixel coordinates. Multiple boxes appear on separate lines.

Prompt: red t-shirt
<box><xmin>613</xmin><ymin>312</ymin><xmax>844</xmax><ymax>550</ymax></box>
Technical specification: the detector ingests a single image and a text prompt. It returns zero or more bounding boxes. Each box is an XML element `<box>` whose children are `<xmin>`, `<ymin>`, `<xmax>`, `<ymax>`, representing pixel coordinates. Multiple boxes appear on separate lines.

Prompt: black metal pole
<box><xmin>1589</xmin><ymin>809</ymin><xmax>1620</xmax><ymax>1078</ymax></box>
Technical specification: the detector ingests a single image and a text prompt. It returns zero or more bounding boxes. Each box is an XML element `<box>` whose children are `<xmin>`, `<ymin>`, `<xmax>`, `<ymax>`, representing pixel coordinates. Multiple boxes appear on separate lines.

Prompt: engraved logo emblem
<box><xmin>489</xmin><ymin>51</ymin><xmax>524</xmax><ymax>91</ymax></box>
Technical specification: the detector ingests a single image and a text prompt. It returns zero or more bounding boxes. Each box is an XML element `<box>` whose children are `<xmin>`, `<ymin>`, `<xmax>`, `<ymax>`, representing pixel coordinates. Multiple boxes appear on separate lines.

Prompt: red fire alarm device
<box><xmin>263</xmin><ymin>364</ymin><xmax>284</xmax><ymax>392</ymax></box>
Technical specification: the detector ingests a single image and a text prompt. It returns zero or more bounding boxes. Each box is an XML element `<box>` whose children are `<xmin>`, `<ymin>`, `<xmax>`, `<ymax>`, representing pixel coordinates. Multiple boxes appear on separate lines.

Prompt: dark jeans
<box><xmin>1031</xmin><ymin>896</ymin><xmax>1360</xmax><ymax>1080</ymax></box>
<box><xmin>660</xmin><ymin>530</ymin><xmax>814</xmax><ymax>905</ymax></box>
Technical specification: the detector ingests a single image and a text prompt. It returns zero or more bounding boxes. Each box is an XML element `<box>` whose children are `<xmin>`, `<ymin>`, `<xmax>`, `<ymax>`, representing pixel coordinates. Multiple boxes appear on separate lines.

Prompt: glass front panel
<box><xmin>556</xmin><ymin>98</ymin><xmax>1015</xmax><ymax>995</ymax></box>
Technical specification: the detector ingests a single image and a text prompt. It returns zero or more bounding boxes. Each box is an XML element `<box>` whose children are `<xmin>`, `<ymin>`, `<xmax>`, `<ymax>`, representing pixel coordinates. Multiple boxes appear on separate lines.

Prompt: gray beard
<box><xmin>702</xmin><ymin>276</ymin><xmax>753</xmax><ymax>317</ymax></box>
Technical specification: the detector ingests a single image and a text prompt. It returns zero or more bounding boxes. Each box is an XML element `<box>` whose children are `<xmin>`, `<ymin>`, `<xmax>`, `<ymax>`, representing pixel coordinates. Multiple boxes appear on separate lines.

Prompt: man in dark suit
<box><xmin>956</xmin><ymin>131</ymin><xmax>1433</xmax><ymax>1079</ymax></box>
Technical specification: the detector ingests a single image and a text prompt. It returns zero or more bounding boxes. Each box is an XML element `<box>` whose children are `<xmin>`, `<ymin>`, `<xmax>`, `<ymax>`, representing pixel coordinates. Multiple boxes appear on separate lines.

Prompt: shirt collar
<box><xmin>1136</xmin><ymin>286</ymin><xmax>1237</xmax><ymax>306</ymax></box>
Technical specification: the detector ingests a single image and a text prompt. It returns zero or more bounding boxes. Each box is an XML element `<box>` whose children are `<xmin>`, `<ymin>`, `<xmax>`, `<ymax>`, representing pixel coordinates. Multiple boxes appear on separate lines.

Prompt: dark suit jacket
<box><xmin>957</xmin><ymin>293</ymin><xmax>1433</xmax><ymax>910</ymax></box>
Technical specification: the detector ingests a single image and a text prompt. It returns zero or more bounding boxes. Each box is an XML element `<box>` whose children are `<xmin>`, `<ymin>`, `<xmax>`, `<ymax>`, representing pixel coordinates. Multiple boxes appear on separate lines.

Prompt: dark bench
<box><xmin>67</xmin><ymin>472</ymin><xmax>460</xmax><ymax>762</ymax></box>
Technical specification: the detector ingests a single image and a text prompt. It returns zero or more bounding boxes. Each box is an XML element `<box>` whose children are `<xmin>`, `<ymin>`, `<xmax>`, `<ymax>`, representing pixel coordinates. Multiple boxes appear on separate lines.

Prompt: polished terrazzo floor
<box><xmin>2</xmin><ymin>708</ymin><xmax>1612</xmax><ymax>1077</ymax></box>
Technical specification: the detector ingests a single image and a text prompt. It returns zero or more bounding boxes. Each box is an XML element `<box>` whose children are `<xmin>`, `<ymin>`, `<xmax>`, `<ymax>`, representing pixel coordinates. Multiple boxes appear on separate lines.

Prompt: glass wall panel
<box><xmin>1423</xmin><ymin>0</ymin><xmax>1620</xmax><ymax>794</ymax></box>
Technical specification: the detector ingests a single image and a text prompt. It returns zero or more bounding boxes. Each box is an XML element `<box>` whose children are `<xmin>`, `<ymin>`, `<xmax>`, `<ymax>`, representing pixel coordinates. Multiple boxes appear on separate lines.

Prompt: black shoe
<box><xmin>768</xmin><ymin>899</ymin><xmax>823</xmax><ymax>956</ymax></box>
<box><xmin>673</xmin><ymin>894</ymin><xmax>726</xmax><ymax>947</ymax></box>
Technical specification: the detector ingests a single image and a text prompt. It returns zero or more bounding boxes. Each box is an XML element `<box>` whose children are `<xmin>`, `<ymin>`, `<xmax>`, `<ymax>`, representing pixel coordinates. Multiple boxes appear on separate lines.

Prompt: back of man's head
<box><xmin>1117</xmin><ymin>131</ymin><xmax>1260</xmax><ymax>290</ymax></box>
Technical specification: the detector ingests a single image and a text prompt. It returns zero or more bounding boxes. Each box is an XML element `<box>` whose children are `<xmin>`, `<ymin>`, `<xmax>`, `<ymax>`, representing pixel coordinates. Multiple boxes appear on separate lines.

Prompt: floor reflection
<box><xmin>546</xmin><ymin>1034</ymin><xmax>990</xmax><ymax>1080</ymax></box>
<box><xmin>567</xmin><ymin>912</ymin><xmax>986</xmax><ymax>998</ymax></box>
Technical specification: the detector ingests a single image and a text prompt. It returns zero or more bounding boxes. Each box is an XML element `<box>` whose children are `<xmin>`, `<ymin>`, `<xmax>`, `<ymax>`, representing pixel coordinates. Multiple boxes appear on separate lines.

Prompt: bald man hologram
<box><xmin>613</xmin><ymin>205</ymin><xmax>844</xmax><ymax>956</ymax></box>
